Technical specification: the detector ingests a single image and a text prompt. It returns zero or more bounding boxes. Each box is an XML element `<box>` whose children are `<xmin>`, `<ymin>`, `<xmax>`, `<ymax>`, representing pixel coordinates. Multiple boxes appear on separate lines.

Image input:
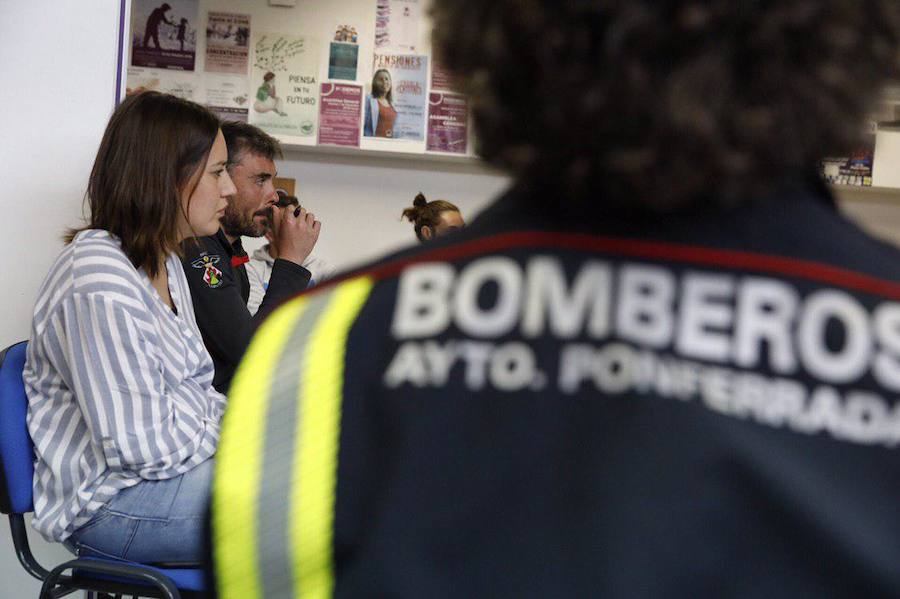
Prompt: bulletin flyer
<box><xmin>329</xmin><ymin>42</ymin><xmax>360</xmax><ymax>81</ymax></box>
<box><xmin>427</xmin><ymin>92</ymin><xmax>468</xmax><ymax>154</ymax></box>
<box><xmin>249</xmin><ymin>34</ymin><xmax>320</xmax><ymax>138</ymax></box>
<box><xmin>373</xmin><ymin>53</ymin><xmax>428</xmax><ymax>141</ymax></box>
<box><xmin>205</xmin><ymin>74</ymin><xmax>250</xmax><ymax>123</ymax></box>
<box><xmin>318</xmin><ymin>83</ymin><xmax>363</xmax><ymax>147</ymax></box>
<box><xmin>125</xmin><ymin>67</ymin><xmax>196</xmax><ymax>99</ymax></box>
<box><xmin>375</xmin><ymin>0</ymin><xmax>422</xmax><ymax>51</ymax></box>
<box><xmin>205</xmin><ymin>12</ymin><xmax>251</xmax><ymax>74</ymax></box>
<box><xmin>131</xmin><ymin>0</ymin><xmax>199</xmax><ymax>71</ymax></box>
<box><xmin>430</xmin><ymin>60</ymin><xmax>456</xmax><ymax>92</ymax></box>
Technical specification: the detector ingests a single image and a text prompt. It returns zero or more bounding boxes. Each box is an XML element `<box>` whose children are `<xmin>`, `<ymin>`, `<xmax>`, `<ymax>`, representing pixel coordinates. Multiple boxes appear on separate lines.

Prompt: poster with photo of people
<box><xmin>130</xmin><ymin>0</ymin><xmax>199</xmax><ymax>70</ymax></box>
<box><xmin>364</xmin><ymin>53</ymin><xmax>428</xmax><ymax>141</ymax></box>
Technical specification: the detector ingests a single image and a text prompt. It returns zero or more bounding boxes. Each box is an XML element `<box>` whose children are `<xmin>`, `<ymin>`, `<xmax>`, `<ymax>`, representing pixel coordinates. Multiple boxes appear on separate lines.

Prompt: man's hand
<box><xmin>269</xmin><ymin>205</ymin><xmax>321</xmax><ymax>266</ymax></box>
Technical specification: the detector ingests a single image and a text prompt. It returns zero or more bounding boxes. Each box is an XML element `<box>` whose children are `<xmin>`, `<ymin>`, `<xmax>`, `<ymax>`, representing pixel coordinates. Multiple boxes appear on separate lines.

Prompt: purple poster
<box><xmin>431</xmin><ymin>61</ymin><xmax>455</xmax><ymax>92</ymax></box>
<box><xmin>318</xmin><ymin>83</ymin><xmax>363</xmax><ymax>147</ymax></box>
<box><xmin>427</xmin><ymin>92</ymin><xmax>468</xmax><ymax>154</ymax></box>
<box><xmin>131</xmin><ymin>0</ymin><xmax>198</xmax><ymax>71</ymax></box>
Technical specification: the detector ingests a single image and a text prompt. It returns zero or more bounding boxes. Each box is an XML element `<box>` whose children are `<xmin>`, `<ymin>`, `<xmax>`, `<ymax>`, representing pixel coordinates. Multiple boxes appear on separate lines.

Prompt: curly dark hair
<box><xmin>431</xmin><ymin>1</ymin><xmax>900</xmax><ymax>212</ymax></box>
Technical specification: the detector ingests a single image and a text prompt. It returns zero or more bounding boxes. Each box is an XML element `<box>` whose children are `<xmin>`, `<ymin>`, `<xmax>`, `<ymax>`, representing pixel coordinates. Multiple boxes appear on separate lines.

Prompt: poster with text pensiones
<box><xmin>365</xmin><ymin>53</ymin><xmax>428</xmax><ymax>141</ymax></box>
<box><xmin>205</xmin><ymin>11</ymin><xmax>250</xmax><ymax>74</ymax></box>
<box><xmin>249</xmin><ymin>34</ymin><xmax>319</xmax><ymax>138</ymax></box>
<box><xmin>131</xmin><ymin>0</ymin><xmax>198</xmax><ymax>71</ymax></box>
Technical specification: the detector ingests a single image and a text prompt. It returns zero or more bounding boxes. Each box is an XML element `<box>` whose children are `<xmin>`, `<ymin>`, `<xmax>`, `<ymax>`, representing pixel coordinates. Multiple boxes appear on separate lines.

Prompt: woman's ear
<box><xmin>421</xmin><ymin>225</ymin><xmax>433</xmax><ymax>240</ymax></box>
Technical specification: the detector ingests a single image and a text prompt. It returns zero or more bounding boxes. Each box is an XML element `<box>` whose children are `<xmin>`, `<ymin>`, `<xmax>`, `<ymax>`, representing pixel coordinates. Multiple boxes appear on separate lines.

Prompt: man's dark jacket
<box><xmin>181</xmin><ymin>229</ymin><xmax>309</xmax><ymax>393</ymax></box>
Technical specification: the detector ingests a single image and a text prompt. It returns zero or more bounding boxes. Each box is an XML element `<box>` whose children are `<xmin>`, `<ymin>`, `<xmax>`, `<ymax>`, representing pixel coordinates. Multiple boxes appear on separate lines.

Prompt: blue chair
<box><xmin>0</xmin><ymin>341</ymin><xmax>207</xmax><ymax>598</ymax></box>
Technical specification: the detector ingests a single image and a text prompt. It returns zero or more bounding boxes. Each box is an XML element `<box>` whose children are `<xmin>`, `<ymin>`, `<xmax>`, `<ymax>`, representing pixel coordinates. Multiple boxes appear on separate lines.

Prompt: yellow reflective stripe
<box><xmin>213</xmin><ymin>297</ymin><xmax>309</xmax><ymax>599</ymax></box>
<box><xmin>290</xmin><ymin>276</ymin><xmax>374</xmax><ymax>598</ymax></box>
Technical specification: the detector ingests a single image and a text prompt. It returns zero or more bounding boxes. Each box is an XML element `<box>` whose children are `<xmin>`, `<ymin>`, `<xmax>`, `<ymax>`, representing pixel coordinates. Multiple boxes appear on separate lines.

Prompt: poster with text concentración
<box><xmin>365</xmin><ymin>53</ymin><xmax>427</xmax><ymax>141</ymax></box>
<box><xmin>249</xmin><ymin>34</ymin><xmax>319</xmax><ymax>139</ymax></box>
<box><xmin>205</xmin><ymin>11</ymin><xmax>250</xmax><ymax>74</ymax></box>
<box><xmin>131</xmin><ymin>0</ymin><xmax>198</xmax><ymax>70</ymax></box>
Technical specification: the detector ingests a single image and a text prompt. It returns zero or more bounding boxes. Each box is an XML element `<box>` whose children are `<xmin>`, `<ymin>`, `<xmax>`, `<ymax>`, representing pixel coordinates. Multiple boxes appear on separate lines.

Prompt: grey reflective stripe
<box><xmin>257</xmin><ymin>289</ymin><xmax>334</xmax><ymax>598</ymax></box>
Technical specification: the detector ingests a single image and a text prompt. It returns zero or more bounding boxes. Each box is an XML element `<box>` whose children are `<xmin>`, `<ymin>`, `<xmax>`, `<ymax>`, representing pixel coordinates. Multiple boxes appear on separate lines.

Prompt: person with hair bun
<box><xmin>401</xmin><ymin>192</ymin><xmax>464</xmax><ymax>242</ymax></box>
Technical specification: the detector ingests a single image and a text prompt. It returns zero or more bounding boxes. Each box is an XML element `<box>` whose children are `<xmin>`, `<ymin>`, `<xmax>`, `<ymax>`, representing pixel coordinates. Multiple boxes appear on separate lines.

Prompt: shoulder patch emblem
<box><xmin>191</xmin><ymin>254</ymin><xmax>223</xmax><ymax>288</ymax></box>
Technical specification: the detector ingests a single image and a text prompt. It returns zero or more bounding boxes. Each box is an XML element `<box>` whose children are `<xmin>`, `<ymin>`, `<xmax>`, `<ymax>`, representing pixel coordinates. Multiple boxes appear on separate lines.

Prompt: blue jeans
<box><xmin>66</xmin><ymin>459</ymin><xmax>214</xmax><ymax>564</ymax></box>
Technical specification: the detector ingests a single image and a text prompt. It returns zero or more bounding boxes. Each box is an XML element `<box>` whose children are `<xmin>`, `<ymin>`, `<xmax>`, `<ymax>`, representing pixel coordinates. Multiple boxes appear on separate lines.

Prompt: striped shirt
<box><xmin>24</xmin><ymin>230</ymin><xmax>225</xmax><ymax>542</ymax></box>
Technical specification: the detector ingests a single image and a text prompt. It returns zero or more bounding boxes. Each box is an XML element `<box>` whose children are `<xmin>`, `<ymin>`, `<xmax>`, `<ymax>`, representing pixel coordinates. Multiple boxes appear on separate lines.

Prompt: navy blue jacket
<box><xmin>211</xmin><ymin>180</ymin><xmax>900</xmax><ymax>598</ymax></box>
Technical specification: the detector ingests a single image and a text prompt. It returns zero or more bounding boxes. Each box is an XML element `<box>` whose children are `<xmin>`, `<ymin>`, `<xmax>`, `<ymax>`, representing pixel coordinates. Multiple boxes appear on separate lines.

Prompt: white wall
<box><xmin>0</xmin><ymin>2</ymin><xmax>507</xmax><ymax>596</ymax></box>
<box><xmin>251</xmin><ymin>150</ymin><xmax>508</xmax><ymax>269</ymax></box>
<box><xmin>833</xmin><ymin>187</ymin><xmax>900</xmax><ymax>247</ymax></box>
<box><xmin>0</xmin><ymin>2</ymin><xmax>122</xmax><ymax>595</ymax></box>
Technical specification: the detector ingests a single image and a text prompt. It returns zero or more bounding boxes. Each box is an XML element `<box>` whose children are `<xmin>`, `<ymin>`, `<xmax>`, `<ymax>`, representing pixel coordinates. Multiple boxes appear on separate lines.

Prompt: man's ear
<box><xmin>421</xmin><ymin>225</ymin><xmax>433</xmax><ymax>240</ymax></box>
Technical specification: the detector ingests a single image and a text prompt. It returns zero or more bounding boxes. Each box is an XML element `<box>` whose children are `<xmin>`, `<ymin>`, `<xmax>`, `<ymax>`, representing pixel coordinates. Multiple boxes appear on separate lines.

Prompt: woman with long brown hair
<box><xmin>23</xmin><ymin>91</ymin><xmax>236</xmax><ymax>563</ymax></box>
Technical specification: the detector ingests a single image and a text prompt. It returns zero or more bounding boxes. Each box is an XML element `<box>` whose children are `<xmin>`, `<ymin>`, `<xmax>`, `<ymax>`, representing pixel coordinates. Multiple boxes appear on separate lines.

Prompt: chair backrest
<box><xmin>0</xmin><ymin>341</ymin><xmax>33</xmax><ymax>515</ymax></box>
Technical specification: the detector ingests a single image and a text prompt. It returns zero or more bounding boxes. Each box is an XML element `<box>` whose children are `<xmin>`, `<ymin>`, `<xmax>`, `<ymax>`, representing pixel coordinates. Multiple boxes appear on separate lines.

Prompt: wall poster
<box><xmin>364</xmin><ymin>53</ymin><xmax>428</xmax><ymax>141</ymax></box>
<box><xmin>130</xmin><ymin>0</ymin><xmax>199</xmax><ymax>70</ymax></box>
<box><xmin>117</xmin><ymin>0</ymin><xmax>476</xmax><ymax>163</ymax></box>
<box><xmin>205</xmin><ymin>74</ymin><xmax>250</xmax><ymax>122</ymax></box>
<box><xmin>249</xmin><ymin>34</ymin><xmax>320</xmax><ymax>138</ymax></box>
<box><xmin>427</xmin><ymin>92</ymin><xmax>468</xmax><ymax>154</ymax></box>
<box><xmin>318</xmin><ymin>83</ymin><xmax>363</xmax><ymax>147</ymax></box>
<box><xmin>374</xmin><ymin>0</ymin><xmax>422</xmax><ymax>52</ymax></box>
<box><xmin>205</xmin><ymin>11</ymin><xmax>251</xmax><ymax>74</ymax></box>
<box><xmin>328</xmin><ymin>42</ymin><xmax>359</xmax><ymax>81</ymax></box>
<box><xmin>125</xmin><ymin>67</ymin><xmax>196</xmax><ymax>99</ymax></box>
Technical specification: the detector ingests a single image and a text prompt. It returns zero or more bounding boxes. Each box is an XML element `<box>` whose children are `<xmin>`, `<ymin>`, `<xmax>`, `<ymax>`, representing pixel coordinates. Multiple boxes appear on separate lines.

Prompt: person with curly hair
<box><xmin>210</xmin><ymin>2</ymin><xmax>900</xmax><ymax>596</ymax></box>
<box><xmin>402</xmin><ymin>192</ymin><xmax>465</xmax><ymax>242</ymax></box>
